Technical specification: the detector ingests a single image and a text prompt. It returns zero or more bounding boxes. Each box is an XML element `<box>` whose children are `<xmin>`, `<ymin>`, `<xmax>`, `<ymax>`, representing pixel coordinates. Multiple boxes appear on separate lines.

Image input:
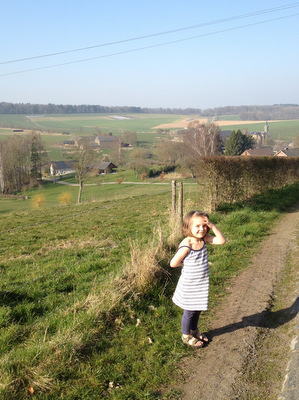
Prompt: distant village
<box><xmin>172</xmin><ymin>121</ymin><xmax>299</xmax><ymax>157</ymax></box>
<box><xmin>50</xmin><ymin>122</ymin><xmax>299</xmax><ymax>177</ymax></box>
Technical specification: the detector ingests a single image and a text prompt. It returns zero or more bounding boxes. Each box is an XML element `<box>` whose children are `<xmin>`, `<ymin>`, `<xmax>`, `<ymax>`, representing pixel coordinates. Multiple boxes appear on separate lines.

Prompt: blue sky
<box><xmin>1</xmin><ymin>0</ymin><xmax>299</xmax><ymax>109</ymax></box>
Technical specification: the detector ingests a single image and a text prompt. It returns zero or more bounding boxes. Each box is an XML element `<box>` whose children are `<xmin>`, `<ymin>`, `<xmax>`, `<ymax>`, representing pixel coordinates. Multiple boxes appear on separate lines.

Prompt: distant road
<box><xmin>42</xmin><ymin>178</ymin><xmax>192</xmax><ymax>186</ymax></box>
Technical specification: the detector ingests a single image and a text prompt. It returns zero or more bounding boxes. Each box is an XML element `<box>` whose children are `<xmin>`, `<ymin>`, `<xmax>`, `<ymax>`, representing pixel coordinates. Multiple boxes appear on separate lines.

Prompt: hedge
<box><xmin>196</xmin><ymin>156</ymin><xmax>299</xmax><ymax>211</ymax></box>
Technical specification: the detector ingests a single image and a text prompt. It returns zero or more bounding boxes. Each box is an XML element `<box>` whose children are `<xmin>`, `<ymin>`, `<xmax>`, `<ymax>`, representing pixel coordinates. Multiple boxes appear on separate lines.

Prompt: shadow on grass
<box><xmin>217</xmin><ymin>182</ymin><xmax>299</xmax><ymax>213</ymax></box>
<box><xmin>208</xmin><ymin>296</ymin><xmax>299</xmax><ymax>340</ymax></box>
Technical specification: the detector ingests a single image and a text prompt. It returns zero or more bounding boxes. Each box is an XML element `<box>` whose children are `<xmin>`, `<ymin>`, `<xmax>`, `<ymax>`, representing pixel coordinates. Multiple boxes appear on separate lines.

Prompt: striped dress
<box><xmin>172</xmin><ymin>243</ymin><xmax>209</xmax><ymax>311</ymax></box>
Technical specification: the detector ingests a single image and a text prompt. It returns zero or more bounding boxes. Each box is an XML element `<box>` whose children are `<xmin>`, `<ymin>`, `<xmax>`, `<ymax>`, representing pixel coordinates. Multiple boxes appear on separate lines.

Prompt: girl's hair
<box><xmin>182</xmin><ymin>210</ymin><xmax>210</xmax><ymax>237</ymax></box>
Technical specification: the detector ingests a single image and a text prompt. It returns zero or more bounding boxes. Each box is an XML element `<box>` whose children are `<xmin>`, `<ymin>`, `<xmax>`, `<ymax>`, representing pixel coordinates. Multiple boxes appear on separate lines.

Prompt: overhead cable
<box><xmin>1</xmin><ymin>2</ymin><xmax>299</xmax><ymax>66</ymax></box>
<box><xmin>1</xmin><ymin>13</ymin><xmax>298</xmax><ymax>77</ymax></box>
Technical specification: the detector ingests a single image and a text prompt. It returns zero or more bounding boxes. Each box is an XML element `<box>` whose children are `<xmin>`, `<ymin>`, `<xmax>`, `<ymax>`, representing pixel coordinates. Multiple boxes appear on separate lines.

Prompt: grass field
<box><xmin>0</xmin><ymin>113</ymin><xmax>298</xmax><ymax>161</ymax></box>
<box><xmin>1</xmin><ymin>180</ymin><xmax>298</xmax><ymax>399</ymax></box>
<box><xmin>0</xmin><ymin>179</ymin><xmax>195</xmax><ymax>215</ymax></box>
<box><xmin>218</xmin><ymin>120</ymin><xmax>299</xmax><ymax>141</ymax></box>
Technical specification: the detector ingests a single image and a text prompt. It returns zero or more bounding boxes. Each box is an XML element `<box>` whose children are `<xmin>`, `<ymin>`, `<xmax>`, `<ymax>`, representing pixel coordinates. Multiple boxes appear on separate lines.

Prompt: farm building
<box><xmin>50</xmin><ymin>161</ymin><xmax>75</xmax><ymax>176</ymax></box>
<box><xmin>62</xmin><ymin>140</ymin><xmax>75</xmax><ymax>146</ymax></box>
<box><xmin>241</xmin><ymin>147</ymin><xmax>275</xmax><ymax>156</ymax></box>
<box><xmin>220</xmin><ymin>130</ymin><xmax>232</xmax><ymax>140</ymax></box>
<box><xmin>275</xmin><ymin>148</ymin><xmax>299</xmax><ymax>157</ymax></box>
<box><xmin>94</xmin><ymin>136</ymin><xmax>120</xmax><ymax>149</ymax></box>
<box><xmin>87</xmin><ymin>161</ymin><xmax>117</xmax><ymax>174</ymax></box>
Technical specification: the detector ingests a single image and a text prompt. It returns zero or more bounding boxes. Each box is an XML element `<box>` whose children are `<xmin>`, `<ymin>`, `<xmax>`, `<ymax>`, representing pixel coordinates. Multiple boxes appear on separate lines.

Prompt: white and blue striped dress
<box><xmin>172</xmin><ymin>242</ymin><xmax>209</xmax><ymax>311</ymax></box>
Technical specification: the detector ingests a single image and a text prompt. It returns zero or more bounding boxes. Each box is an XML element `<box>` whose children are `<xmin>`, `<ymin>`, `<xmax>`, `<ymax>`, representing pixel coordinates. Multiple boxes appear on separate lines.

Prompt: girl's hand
<box><xmin>204</xmin><ymin>218</ymin><xmax>226</xmax><ymax>245</ymax></box>
<box><xmin>202</xmin><ymin>216</ymin><xmax>214</xmax><ymax>230</ymax></box>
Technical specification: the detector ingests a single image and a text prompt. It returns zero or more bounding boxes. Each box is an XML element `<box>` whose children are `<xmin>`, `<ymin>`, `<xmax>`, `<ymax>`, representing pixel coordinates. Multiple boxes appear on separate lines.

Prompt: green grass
<box><xmin>0</xmin><ymin>113</ymin><xmax>189</xmax><ymax>159</ymax></box>
<box><xmin>0</xmin><ymin>114</ymin><xmax>37</xmax><ymax>130</ymax></box>
<box><xmin>0</xmin><ymin>179</ymin><xmax>298</xmax><ymax>399</ymax></box>
<box><xmin>17</xmin><ymin>113</ymin><xmax>188</xmax><ymax>134</ymax></box>
<box><xmin>0</xmin><ymin>170</ymin><xmax>197</xmax><ymax>214</ymax></box>
<box><xmin>218</xmin><ymin>120</ymin><xmax>299</xmax><ymax>141</ymax></box>
<box><xmin>1</xmin><ymin>114</ymin><xmax>298</xmax><ymax>161</ymax></box>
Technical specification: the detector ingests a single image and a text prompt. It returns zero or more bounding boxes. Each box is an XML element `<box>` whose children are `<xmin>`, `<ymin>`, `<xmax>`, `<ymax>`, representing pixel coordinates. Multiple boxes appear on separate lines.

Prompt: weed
<box><xmin>31</xmin><ymin>193</ymin><xmax>46</xmax><ymax>208</ymax></box>
<box><xmin>58</xmin><ymin>192</ymin><xmax>72</xmax><ymax>205</ymax></box>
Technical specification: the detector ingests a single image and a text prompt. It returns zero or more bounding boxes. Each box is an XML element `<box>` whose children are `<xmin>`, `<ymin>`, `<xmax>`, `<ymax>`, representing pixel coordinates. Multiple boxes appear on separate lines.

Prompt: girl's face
<box><xmin>191</xmin><ymin>216</ymin><xmax>208</xmax><ymax>239</ymax></box>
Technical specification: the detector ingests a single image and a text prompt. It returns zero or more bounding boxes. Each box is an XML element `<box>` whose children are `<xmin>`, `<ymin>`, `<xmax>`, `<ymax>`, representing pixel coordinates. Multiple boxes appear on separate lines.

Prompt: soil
<box><xmin>152</xmin><ymin>118</ymin><xmax>273</xmax><ymax>130</ymax></box>
<box><xmin>173</xmin><ymin>203</ymin><xmax>299</xmax><ymax>400</ymax></box>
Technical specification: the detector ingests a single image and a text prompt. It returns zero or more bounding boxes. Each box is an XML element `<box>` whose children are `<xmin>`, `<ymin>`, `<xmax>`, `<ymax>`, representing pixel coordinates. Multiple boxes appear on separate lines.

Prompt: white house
<box><xmin>50</xmin><ymin>161</ymin><xmax>75</xmax><ymax>176</ymax></box>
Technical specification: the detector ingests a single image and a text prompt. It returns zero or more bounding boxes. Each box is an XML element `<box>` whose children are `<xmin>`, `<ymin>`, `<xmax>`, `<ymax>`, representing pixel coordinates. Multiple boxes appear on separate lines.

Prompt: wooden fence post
<box><xmin>172</xmin><ymin>180</ymin><xmax>176</xmax><ymax>217</ymax></box>
<box><xmin>178</xmin><ymin>181</ymin><xmax>183</xmax><ymax>225</ymax></box>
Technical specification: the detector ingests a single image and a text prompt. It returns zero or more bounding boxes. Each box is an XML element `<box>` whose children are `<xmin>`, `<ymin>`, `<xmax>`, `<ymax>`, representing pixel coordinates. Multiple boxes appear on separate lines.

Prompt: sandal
<box><xmin>182</xmin><ymin>334</ymin><xmax>204</xmax><ymax>348</ymax></box>
<box><xmin>192</xmin><ymin>330</ymin><xmax>209</xmax><ymax>344</ymax></box>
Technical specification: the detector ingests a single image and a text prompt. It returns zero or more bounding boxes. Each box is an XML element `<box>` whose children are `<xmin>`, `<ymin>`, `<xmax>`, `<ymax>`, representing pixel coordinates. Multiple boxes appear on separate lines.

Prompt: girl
<box><xmin>170</xmin><ymin>211</ymin><xmax>226</xmax><ymax>347</ymax></box>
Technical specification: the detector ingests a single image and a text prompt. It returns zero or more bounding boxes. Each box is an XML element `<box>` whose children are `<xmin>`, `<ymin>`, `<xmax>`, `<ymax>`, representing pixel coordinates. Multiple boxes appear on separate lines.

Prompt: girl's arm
<box><xmin>204</xmin><ymin>218</ymin><xmax>226</xmax><ymax>245</ymax></box>
<box><xmin>170</xmin><ymin>246</ymin><xmax>190</xmax><ymax>268</ymax></box>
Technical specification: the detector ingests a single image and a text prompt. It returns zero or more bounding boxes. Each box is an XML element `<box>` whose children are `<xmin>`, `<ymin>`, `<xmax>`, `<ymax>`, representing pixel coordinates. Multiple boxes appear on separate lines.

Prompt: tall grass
<box><xmin>0</xmin><ymin>182</ymin><xmax>298</xmax><ymax>398</ymax></box>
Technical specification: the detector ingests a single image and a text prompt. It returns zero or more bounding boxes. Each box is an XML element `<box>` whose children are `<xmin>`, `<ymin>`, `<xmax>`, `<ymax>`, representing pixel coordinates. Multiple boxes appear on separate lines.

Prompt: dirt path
<box><xmin>175</xmin><ymin>204</ymin><xmax>299</xmax><ymax>400</ymax></box>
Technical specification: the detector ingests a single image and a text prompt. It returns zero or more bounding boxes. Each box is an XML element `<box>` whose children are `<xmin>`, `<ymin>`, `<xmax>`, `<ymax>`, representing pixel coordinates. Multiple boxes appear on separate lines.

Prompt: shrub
<box><xmin>31</xmin><ymin>193</ymin><xmax>46</xmax><ymax>208</ymax></box>
<box><xmin>58</xmin><ymin>192</ymin><xmax>72</xmax><ymax>205</ymax></box>
<box><xmin>196</xmin><ymin>156</ymin><xmax>299</xmax><ymax>211</ymax></box>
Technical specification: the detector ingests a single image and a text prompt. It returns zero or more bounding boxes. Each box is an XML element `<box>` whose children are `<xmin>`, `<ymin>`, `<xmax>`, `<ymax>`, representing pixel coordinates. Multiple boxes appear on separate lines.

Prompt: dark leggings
<box><xmin>181</xmin><ymin>310</ymin><xmax>201</xmax><ymax>335</ymax></box>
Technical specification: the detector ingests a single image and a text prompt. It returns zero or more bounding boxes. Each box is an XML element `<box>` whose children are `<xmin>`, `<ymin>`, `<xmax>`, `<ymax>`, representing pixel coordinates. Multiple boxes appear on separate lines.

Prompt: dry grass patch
<box><xmin>82</xmin><ymin>226</ymin><xmax>169</xmax><ymax>317</ymax></box>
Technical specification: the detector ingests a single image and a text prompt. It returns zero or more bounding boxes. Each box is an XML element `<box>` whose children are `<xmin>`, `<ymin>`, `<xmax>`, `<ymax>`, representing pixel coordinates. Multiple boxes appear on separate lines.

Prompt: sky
<box><xmin>1</xmin><ymin>0</ymin><xmax>299</xmax><ymax>110</ymax></box>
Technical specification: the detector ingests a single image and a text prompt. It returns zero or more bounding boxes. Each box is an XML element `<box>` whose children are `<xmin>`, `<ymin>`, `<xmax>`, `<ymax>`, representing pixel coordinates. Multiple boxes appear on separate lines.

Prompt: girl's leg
<box><xmin>189</xmin><ymin>311</ymin><xmax>201</xmax><ymax>332</ymax></box>
<box><xmin>181</xmin><ymin>310</ymin><xmax>201</xmax><ymax>334</ymax></box>
<box><xmin>189</xmin><ymin>311</ymin><xmax>209</xmax><ymax>343</ymax></box>
<box><xmin>181</xmin><ymin>310</ymin><xmax>204</xmax><ymax>347</ymax></box>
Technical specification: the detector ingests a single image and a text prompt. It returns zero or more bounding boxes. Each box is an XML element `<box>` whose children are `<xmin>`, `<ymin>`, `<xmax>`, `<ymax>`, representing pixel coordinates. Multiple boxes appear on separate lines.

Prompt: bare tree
<box><xmin>184</xmin><ymin>121</ymin><xmax>222</xmax><ymax>156</ymax></box>
<box><xmin>109</xmin><ymin>147</ymin><xmax>127</xmax><ymax>170</ymax></box>
<box><xmin>182</xmin><ymin>122</ymin><xmax>222</xmax><ymax>177</ymax></box>
<box><xmin>72</xmin><ymin>137</ymin><xmax>97</xmax><ymax>203</ymax></box>
<box><xmin>0</xmin><ymin>135</ymin><xmax>31</xmax><ymax>193</ymax></box>
<box><xmin>127</xmin><ymin>148</ymin><xmax>150</xmax><ymax>177</ymax></box>
<box><xmin>123</xmin><ymin>131</ymin><xmax>138</xmax><ymax>147</ymax></box>
<box><xmin>154</xmin><ymin>140</ymin><xmax>183</xmax><ymax>164</ymax></box>
<box><xmin>293</xmin><ymin>135</ymin><xmax>299</xmax><ymax>148</ymax></box>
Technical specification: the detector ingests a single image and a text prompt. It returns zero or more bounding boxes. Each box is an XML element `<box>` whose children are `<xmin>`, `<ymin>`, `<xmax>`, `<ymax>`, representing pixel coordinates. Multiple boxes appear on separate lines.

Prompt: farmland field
<box><xmin>0</xmin><ymin>113</ymin><xmax>298</xmax><ymax>160</ymax></box>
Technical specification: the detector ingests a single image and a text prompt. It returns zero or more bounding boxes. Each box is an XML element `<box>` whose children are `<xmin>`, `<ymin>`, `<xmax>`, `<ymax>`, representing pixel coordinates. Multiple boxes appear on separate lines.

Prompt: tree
<box><xmin>154</xmin><ymin>140</ymin><xmax>183</xmax><ymax>165</ymax></box>
<box><xmin>182</xmin><ymin>122</ymin><xmax>222</xmax><ymax>177</ymax></box>
<box><xmin>293</xmin><ymin>134</ymin><xmax>299</xmax><ymax>148</ymax></box>
<box><xmin>30</xmin><ymin>133</ymin><xmax>45</xmax><ymax>181</ymax></box>
<box><xmin>184</xmin><ymin>121</ymin><xmax>222</xmax><ymax>157</ymax></box>
<box><xmin>127</xmin><ymin>148</ymin><xmax>150</xmax><ymax>177</ymax></box>
<box><xmin>0</xmin><ymin>135</ymin><xmax>31</xmax><ymax>193</ymax></box>
<box><xmin>110</xmin><ymin>147</ymin><xmax>127</xmax><ymax>170</ymax></box>
<box><xmin>123</xmin><ymin>131</ymin><xmax>138</xmax><ymax>147</ymax></box>
<box><xmin>225</xmin><ymin>130</ymin><xmax>255</xmax><ymax>156</ymax></box>
<box><xmin>72</xmin><ymin>137</ymin><xmax>97</xmax><ymax>203</ymax></box>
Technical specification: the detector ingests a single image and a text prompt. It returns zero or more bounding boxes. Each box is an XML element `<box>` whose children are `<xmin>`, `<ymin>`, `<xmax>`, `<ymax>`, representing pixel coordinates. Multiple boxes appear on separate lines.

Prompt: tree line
<box><xmin>1</xmin><ymin>102</ymin><xmax>299</xmax><ymax>119</ymax></box>
<box><xmin>0</xmin><ymin>102</ymin><xmax>201</xmax><ymax>115</ymax></box>
<box><xmin>206</xmin><ymin>104</ymin><xmax>299</xmax><ymax>120</ymax></box>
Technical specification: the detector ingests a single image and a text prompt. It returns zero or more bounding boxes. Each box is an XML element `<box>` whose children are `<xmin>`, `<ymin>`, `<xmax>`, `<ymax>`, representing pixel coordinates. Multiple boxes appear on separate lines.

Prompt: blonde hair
<box><xmin>182</xmin><ymin>210</ymin><xmax>210</xmax><ymax>237</ymax></box>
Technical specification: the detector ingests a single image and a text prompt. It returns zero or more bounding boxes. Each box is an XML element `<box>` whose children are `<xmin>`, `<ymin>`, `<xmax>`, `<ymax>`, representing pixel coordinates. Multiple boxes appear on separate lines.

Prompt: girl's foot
<box><xmin>182</xmin><ymin>334</ymin><xmax>204</xmax><ymax>348</ymax></box>
<box><xmin>191</xmin><ymin>330</ymin><xmax>209</xmax><ymax>344</ymax></box>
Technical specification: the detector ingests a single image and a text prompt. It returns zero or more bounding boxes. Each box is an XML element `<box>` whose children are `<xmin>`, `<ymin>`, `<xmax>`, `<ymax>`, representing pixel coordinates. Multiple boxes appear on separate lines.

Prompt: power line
<box><xmin>1</xmin><ymin>12</ymin><xmax>298</xmax><ymax>77</ymax></box>
<box><xmin>1</xmin><ymin>3</ymin><xmax>298</xmax><ymax>65</ymax></box>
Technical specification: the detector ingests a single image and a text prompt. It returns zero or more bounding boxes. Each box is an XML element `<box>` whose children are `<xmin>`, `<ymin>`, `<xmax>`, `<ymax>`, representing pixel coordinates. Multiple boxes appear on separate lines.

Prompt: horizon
<box><xmin>1</xmin><ymin>101</ymin><xmax>299</xmax><ymax>112</ymax></box>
